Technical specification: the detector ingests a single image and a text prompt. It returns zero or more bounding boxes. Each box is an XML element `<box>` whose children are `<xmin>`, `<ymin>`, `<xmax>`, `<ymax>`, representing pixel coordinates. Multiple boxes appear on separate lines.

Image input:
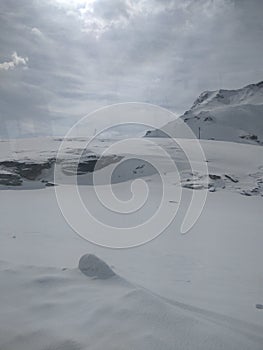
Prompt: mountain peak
<box><xmin>190</xmin><ymin>80</ymin><xmax>263</xmax><ymax>111</ymax></box>
<box><xmin>145</xmin><ymin>80</ymin><xmax>263</xmax><ymax>144</ymax></box>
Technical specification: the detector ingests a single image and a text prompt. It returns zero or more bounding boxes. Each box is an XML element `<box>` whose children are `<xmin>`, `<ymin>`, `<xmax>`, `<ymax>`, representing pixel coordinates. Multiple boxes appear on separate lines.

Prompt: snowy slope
<box><xmin>146</xmin><ymin>81</ymin><xmax>263</xmax><ymax>144</ymax></box>
<box><xmin>0</xmin><ymin>137</ymin><xmax>263</xmax><ymax>349</ymax></box>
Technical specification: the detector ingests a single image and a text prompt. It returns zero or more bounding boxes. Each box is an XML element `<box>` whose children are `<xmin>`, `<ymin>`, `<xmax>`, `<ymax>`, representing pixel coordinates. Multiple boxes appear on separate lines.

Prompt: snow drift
<box><xmin>1</xmin><ymin>256</ymin><xmax>263</xmax><ymax>350</ymax></box>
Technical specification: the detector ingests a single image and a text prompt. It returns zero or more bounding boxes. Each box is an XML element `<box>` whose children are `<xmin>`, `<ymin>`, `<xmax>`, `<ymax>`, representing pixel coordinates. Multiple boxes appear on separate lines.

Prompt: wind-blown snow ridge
<box><xmin>0</xmin><ymin>258</ymin><xmax>263</xmax><ymax>350</ymax></box>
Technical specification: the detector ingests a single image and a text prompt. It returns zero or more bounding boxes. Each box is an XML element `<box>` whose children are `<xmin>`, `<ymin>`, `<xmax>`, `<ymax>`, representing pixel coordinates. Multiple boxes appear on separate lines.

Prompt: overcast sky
<box><xmin>0</xmin><ymin>0</ymin><xmax>263</xmax><ymax>138</ymax></box>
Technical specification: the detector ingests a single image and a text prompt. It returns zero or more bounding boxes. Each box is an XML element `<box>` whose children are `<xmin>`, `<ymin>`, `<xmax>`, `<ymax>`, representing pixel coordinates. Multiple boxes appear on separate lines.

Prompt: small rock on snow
<box><xmin>78</xmin><ymin>254</ymin><xmax>116</xmax><ymax>280</ymax></box>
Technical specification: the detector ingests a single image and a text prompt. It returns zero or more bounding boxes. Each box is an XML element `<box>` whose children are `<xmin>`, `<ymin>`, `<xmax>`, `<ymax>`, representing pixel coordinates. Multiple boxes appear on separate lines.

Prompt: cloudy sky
<box><xmin>0</xmin><ymin>0</ymin><xmax>262</xmax><ymax>138</ymax></box>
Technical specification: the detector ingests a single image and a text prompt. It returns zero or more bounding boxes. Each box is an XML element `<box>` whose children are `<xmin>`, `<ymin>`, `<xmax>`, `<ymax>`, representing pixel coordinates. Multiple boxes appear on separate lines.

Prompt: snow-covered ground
<box><xmin>0</xmin><ymin>137</ymin><xmax>263</xmax><ymax>349</ymax></box>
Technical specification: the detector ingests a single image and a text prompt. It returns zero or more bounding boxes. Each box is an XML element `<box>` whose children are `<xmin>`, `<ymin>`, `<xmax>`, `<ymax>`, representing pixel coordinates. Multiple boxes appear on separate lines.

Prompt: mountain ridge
<box><xmin>145</xmin><ymin>81</ymin><xmax>263</xmax><ymax>144</ymax></box>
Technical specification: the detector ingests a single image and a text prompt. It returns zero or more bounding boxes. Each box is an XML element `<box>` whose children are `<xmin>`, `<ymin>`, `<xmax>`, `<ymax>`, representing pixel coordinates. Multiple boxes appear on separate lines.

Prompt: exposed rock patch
<box><xmin>0</xmin><ymin>158</ymin><xmax>55</xmax><ymax>181</ymax></box>
<box><xmin>0</xmin><ymin>172</ymin><xmax>22</xmax><ymax>186</ymax></box>
<box><xmin>78</xmin><ymin>254</ymin><xmax>116</xmax><ymax>280</ymax></box>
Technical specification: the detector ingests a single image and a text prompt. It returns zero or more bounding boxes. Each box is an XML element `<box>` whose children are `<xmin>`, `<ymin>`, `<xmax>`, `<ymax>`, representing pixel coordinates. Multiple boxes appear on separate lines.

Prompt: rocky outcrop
<box><xmin>0</xmin><ymin>172</ymin><xmax>22</xmax><ymax>186</ymax></box>
<box><xmin>61</xmin><ymin>155</ymin><xmax>123</xmax><ymax>176</ymax></box>
<box><xmin>0</xmin><ymin>158</ymin><xmax>55</xmax><ymax>181</ymax></box>
<box><xmin>0</xmin><ymin>158</ymin><xmax>55</xmax><ymax>186</ymax></box>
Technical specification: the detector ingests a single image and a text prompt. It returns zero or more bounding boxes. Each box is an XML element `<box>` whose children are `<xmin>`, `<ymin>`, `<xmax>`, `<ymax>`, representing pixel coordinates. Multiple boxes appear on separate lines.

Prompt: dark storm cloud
<box><xmin>0</xmin><ymin>0</ymin><xmax>262</xmax><ymax>137</ymax></box>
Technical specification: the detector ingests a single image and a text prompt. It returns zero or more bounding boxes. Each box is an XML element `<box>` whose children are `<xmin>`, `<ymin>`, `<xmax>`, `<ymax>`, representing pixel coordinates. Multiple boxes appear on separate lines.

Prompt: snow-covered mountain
<box><xmin>146</xmin><ymin>81</ymin><xmax>263</xmax><ymax>144</ymax></box>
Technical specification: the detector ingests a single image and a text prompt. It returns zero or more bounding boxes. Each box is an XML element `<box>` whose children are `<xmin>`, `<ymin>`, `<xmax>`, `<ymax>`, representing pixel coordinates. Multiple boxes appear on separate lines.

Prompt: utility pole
<box><xmin>198</xmin><ymin>127</ymin><xmax>201</xmax><ymax>140</ymax></box>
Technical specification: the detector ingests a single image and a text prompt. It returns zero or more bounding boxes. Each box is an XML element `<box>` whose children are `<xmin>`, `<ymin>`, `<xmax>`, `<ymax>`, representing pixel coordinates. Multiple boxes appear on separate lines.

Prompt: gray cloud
<box><xmin>0</xmin><ymin>0</ymin><xmax>263</xmax><ymax>138</ymax></box>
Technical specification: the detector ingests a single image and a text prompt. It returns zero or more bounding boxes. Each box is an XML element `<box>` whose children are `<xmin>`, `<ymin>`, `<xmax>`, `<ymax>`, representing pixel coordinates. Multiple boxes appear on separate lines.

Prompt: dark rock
<box><xmin>182</xmin><ymin>183</ymin><xmax>205</xmax><ymax>190</ymax></box>
<box><xmin>62</xmin><ymin>155</ymin><xmax>123</xmax><ymax>176</ymax></box>
<box><xmin>240</xmin><ymin>134</ymin><xmax>258</xmax><ymax>141</ymax></box>
<box><xmin>240</xmin><ymin>191</ymin><xmax>252</xmax><ymax>196</ymax></box>
<box><xmin>225</xmin><ymin>174</ymin><xmax>239</xmax><ymax>183</ymax></box>
<box><xmin>78</xmin><ymin>254</ymin><xmax>116</xmax><ymax>280</ymax></box>
<box><xmin>45</xmin><ymin>182</ymin><xmax>57</xmax><ymax>187</ymax></box>
<box><xmin>0</xmin><ymin>173</ymin><xmax>22</xmax><ymax>186</ymax></box>
<box><xmin>209</xmin><ymin>174</ymin><xmax>221</xmax><ymax>180</ymax></box>
<box><xmin>135</xmin><ymin>164</ymin><xmax>145</xmax><ymax>170</ymax></box>
<box><xmin>0</xmin><ymin>158</ymin><xmax>55</xmax><ymax>181</ymax></box>
<box><xmin>145</xmin><ymin>130</ymin><xmax>154</xmax><ymax>137</ymax></box>
<box><xmin>144</xmin><ymin>129</ymin><xmax>169</xmax><ymax>138</ymax></box>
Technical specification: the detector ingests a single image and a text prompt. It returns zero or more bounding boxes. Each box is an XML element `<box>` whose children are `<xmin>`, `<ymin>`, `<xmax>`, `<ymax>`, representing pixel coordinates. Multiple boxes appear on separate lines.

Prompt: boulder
<box><xmin>78</xmin><ymin>254</ymin><xmax>115</xmax><ymax>280</ymax></box>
